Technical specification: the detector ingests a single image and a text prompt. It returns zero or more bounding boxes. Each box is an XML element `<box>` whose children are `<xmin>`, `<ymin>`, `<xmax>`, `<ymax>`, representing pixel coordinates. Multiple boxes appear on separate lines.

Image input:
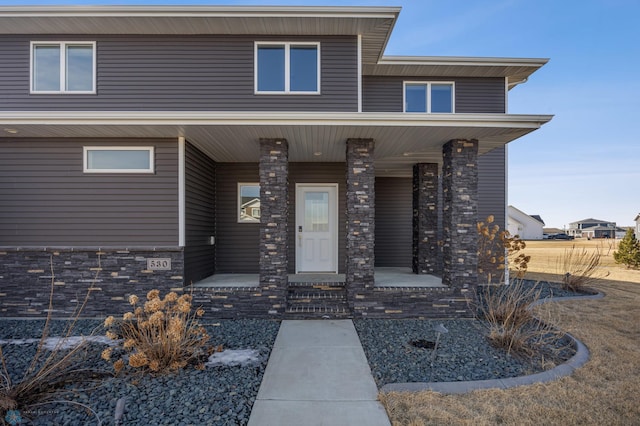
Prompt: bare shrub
<box><xmin>103</xmin><ymin>289</ymin><xmax>210</xmax><ymax>374</ymax></box>
<box><xmin>0</xmin><ymin>256</ymin><xmax>108</xmax><ymax>423</ymax></box>
<box><xmin>477</xmin><ymin>280</ymin><xmax>564</xmax><ymax>358</ymax></box>
<box><xmin>557</xmin><ymin>245</ymin><xmax>607</xmax><ymax>292</ymax></box>
<box><xmin>477</xmin><ymin>215</ymin><xmax>530</xmax><ymax>283</ymax></box>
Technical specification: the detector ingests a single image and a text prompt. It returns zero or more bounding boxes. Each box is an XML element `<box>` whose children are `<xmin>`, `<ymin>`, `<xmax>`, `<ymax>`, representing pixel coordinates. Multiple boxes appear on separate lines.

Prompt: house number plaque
<box><xmin>147</xmin><ymin>258</ymin><xmax>171</xmax><ymax>270</ymax></box>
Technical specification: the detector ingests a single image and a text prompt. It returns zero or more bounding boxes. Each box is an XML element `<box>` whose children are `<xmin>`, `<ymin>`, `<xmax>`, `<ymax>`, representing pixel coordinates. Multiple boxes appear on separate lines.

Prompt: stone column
<box><xmin>259</xmin><ymin>138</ymin><xmax>288</xmax><ymax>314</ymax></box>
<box><xmin>412</xmin><ymin>163</ymin><xmax>439</xmax><ymax>275</ymax></box>
<box><xmin>345</xmin><ymin>139</ymin><xmax>375</xmax><ymax>309</ymax></box>
<box><xmin>442</xmin><ymin>139</ymin><xmax>478</xmax><ymax>287</ymax></box>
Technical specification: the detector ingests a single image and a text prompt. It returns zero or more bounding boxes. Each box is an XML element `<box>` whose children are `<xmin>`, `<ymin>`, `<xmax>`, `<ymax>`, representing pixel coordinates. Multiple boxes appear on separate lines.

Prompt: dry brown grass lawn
<box><xmin>380</xmin><ymin>239</ymin><xmax>640</xmax><ymax>426</ymax></box>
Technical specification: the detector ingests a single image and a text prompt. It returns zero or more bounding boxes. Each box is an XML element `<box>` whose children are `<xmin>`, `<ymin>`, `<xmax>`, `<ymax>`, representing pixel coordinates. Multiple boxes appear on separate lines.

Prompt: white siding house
<box><xmin>508</xmin><ymin>206</ymin><xmax>545</xmax><ymax>240</ymax></box>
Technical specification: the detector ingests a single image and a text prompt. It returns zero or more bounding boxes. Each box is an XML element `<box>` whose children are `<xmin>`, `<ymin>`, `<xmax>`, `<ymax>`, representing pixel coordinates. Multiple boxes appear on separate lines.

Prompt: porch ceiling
<box><xmin>1</xmin><ymin>111</ymin><xmax>552</xmax><ymax>177</ymax></box>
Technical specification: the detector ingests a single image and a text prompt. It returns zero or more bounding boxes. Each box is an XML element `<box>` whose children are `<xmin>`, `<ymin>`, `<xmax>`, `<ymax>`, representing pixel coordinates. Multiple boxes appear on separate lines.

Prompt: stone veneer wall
<box><xmin>353</xmin><ymin>286</ymin><xmax>474</xmax><ymax>319</ymax></box>
<box><xmin>0</xmin><ymin>248</ymin><xmax>184</xmax><ymax>317</ymax></box>
<box><xmin>442</xmin><ymin>139</ymin><xmax>479</xmax><ymax>294</ymax></box>
<box><xmin>192</xmin><ymin>286</ymin><xmax>282</xmax><ymax>319</ymax></box>
<box><xmin>412</xmin><ymin>163</ymin><xmax>440</xmax><ymax>275</ymax></box>
<box><xmin>345</xmin><ymin>139</ymin><xmax>376</xmax><ymax>315</ymax></box>
<box><xmin>258</xmin><ymin>139</ymin><xmax>289</xmax><ymax>316</ymax></box>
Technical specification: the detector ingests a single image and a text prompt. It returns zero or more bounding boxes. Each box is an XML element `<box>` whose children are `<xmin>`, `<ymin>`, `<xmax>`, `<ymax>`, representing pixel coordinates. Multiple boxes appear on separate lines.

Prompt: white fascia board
<box><xmin>0</xmin><ymin>5</ymin><xmax>401</xmax><ymax>18</ymax></box>
<box><xmin>378</xmin><ymin>56</ymin><xmax>549</xmax><ymax>67</ymax></box>
<box><xmin>1</xmin><ymin>111</ymin><xmax>553</xmax><ymax>129</ymax></box>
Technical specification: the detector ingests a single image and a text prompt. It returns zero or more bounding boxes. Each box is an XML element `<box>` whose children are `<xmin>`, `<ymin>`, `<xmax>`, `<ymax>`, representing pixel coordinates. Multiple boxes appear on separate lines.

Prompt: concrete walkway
<box><xmin>248</xmin><ymin>320</ymin><xmax>391</xmax><ymax>426</ymax></box>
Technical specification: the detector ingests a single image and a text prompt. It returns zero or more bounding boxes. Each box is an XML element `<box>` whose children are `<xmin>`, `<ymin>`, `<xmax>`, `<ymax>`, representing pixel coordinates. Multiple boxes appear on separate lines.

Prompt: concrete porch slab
<box><xmin>192</xmin><ymin>267</ymin><xmax>444</xmax><ymax>288</ymax></box>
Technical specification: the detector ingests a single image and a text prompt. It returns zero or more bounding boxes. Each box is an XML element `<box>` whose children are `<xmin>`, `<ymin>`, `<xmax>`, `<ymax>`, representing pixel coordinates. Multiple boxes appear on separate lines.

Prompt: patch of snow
<box><xmin>0</xmin><ymin>335</ymin><xmax>118</xmax><ymax>350</ymax></box>
<box><xmin>205</xmin><ymin>349</ymin><xmax>261</xmax><ymax>367</ymax></box>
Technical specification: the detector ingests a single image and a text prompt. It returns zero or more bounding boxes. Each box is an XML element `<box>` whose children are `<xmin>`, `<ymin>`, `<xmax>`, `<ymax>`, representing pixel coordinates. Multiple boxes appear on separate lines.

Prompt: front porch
<box><xmin>193</xmin><ymin>267</ymin><xmax>445</xmax><ymax>288</ymax></box>
<box><xmin>191</xmin><ymin>266</ymin><xmax>471</xmax><ymax>319</ymax></box>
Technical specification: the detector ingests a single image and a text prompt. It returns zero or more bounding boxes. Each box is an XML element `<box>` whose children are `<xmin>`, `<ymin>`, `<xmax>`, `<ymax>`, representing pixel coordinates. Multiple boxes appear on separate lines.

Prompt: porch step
<box><xmin>286</xmin><ymin>281</ymin><xmax>351</xmax><ymax>319</ymax></box>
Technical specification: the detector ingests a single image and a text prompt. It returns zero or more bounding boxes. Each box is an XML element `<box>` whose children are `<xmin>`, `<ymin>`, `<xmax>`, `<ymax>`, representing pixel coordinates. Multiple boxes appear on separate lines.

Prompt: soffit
<box><xmin>364</xmin><ymin>56</ymin><xmax>548</xmax><ymax>84</ymax></box>
<box><xmin>0</xmin><ymin>6</ymin><xmax>399</xmax><ymax>64</ymax></box>
<box><xmin>1</xmin><ymin>111</ymin><xmax>552</xmax><ymax>177</ymax></box>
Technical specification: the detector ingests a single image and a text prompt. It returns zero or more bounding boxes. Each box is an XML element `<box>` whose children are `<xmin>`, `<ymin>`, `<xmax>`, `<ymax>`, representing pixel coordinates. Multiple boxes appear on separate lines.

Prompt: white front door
<box><xmin>296</xmin><ymin>184</ymin><xmax>338</xmax><ymax>273</ymax></box>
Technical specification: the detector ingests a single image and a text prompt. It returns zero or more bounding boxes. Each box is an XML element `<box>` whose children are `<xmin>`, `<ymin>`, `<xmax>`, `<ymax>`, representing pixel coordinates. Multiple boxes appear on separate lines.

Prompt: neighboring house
<box><xmin>635</xmin><ymin>214</ymin><xmax>640</xmax><ymax>239</ymax></box>
<box><xmin>568</xmin><ymin>218</ymin><xmax>617</xmax><ymax>238</ymax></box>
<box><xmin>240</xmin><ymin>198</ymin><xmax>261</xmax><ymax>223</ymax></box>
<box><xmin>0</xmin><ymin>5</ymin><xmax>552</xmax><ymax>319</ymax></box>
<box><xmin>507</xmin><ymin>206</ymin><xmax>544</xmax><ymax>240</ymax></box>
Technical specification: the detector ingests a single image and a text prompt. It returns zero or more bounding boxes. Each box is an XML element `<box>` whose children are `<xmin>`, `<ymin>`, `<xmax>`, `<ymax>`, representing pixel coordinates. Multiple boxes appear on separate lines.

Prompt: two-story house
<box><xmin>568</xmin><ymin>218</ymin><xmax>617</xmax><ymax>239</ymax></box>
<box><xmin>0</xmin><ymin>5</ymin><xmax>551</xmax><ymax>319</ymax></box>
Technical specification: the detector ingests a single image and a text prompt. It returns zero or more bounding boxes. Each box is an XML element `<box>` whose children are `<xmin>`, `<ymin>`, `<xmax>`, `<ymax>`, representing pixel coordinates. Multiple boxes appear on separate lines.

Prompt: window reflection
<box><xmin>239</xmin><ymin>183</ymin><xmax>261</xmax><ymax>223</ymax></box>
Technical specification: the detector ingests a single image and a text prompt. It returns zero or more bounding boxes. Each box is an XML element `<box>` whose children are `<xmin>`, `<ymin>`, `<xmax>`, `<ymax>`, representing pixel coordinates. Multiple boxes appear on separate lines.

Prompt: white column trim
<box><xmin>504</xmin><ymin>143</ymin><xmax>509</xmax><ymax>284</ymax></box>
<box><xmin>178</xmin><ymin>136</ymin><xmax>186</xmax><ymax>247</ymax></box>
<box><xmin>357</xmin><ymin>34</ymin><xmax>362</xmax><ymax>113</ymax></box>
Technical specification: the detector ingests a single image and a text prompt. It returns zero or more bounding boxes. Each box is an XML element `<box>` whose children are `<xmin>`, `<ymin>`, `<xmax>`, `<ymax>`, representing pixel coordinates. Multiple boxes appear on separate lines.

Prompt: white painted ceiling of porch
<box><xmin>2</xmin><ymin>118</ymin><xmax>545</xmax><ymax>177</ymax></box>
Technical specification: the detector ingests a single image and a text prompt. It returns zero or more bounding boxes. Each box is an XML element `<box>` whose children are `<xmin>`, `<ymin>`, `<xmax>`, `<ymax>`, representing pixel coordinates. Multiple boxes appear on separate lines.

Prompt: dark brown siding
<box><xmin>288</xmin><ymin>163</ymin><xmax>346</xmax><ymax>274</ymax></box>
<box><xmin>214</xmin><ymin>162</ymin><xmax>347</xmax><ymax>274</ymax></box>
<box><xmin>215</xmin><ymin>163</ymin><xmax>260</xmax><ymax>273</ymax></box>
<box><xmin>362</xmin><ymin>76</ymin><xmax>505</xmax><ymax>113</ymax></box>
<box><xmin>184</xmin><ymin>142</ymin><xmax>216</xmax><ymax>284</ymax></box>
<box><xmin>375</xmin><ymin>177</ymin><xmax>412</xmax><ymax>267</ymax></box>
<box><xmin>0</xmin><ymin>35</ymin><xmax>358</xmax><ymax>112</ymax></box>
<box><xmin>478</xmin><ymin>147</ymin><xmax>506</xmax><ymax>229</ymax></box>
<box><xmin>0</xmin><ymin>138</ymin><xmax>178</xmax><ymax>246</ymax></box>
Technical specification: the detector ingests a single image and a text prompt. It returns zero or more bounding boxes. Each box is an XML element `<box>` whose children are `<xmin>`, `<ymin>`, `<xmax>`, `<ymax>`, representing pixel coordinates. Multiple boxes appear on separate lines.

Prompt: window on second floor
<box><xmin>404</xmin><ymin>82</ymin><xmax>454</xmax><ymax>113</ymax></box>
<box><xmin>31</xmin><ymin>41</ymin><xmax>96</xmax><ymax>93</ymax></box>
<box><xmin>255</xmin><ymin>42</ymin><xmax>320</xmax><ymax>94</ymax></box>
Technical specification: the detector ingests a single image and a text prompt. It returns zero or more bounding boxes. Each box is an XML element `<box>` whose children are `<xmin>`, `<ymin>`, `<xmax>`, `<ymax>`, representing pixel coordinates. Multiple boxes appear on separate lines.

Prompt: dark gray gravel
<box><xmin>0</xmin><ymin>319</ymin><xmax>280</xmax><ymax>426</ymax></box>
<box><xmin>355</xmin><ymin>281</ymin><xmax>587</xmax><ymax>387</ymax></box>
<box><xmin>0</xmin><ymin>281</ymin><xmax>594</xmax><ymax>423</ymax></box>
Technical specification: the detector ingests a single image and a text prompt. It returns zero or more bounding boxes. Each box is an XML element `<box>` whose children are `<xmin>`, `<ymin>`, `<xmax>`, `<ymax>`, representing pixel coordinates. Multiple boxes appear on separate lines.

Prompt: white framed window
<box><xmin>403</xmin><ymin>81</ymin><xmax>455</xmax><ymax>113</ymax></box>
<box><xmin>238</xmin><ymin>183</ymin><xmax>261</xmax><ymax>223</ymax></box>
<box><xmin>83</xmin><ymin>146</ymin><xmax>154</xmax><ymax>173</ymax></box>
<box><xmin>255</xmin><ymin>42</ymin><xmax>320</xmax><ymax>94</ymax></box>
<box><xmin>31</xmin><ymin>41</ymin><xmax>96</xmax><ymax>93</ymax></box>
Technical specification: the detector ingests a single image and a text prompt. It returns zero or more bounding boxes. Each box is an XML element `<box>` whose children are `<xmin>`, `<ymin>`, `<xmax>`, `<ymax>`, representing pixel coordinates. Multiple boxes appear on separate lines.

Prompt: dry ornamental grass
<box><xmin>380</xmin><ymin>239</ymin><xmax>640</xmax><ymax>426</ymax></box>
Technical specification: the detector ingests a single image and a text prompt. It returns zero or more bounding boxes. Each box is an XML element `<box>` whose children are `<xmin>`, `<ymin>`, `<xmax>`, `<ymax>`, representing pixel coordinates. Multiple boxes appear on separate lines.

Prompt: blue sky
<box><xmin>4</xmin><ymin>0</ymin><xmax>639</xmax><ymax>228</ymax></box>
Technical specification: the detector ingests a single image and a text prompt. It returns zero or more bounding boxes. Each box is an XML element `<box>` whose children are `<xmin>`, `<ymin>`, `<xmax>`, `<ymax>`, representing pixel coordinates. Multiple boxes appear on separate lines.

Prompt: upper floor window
<box><xmin>83</xmin><ymin>146</ymin><xmax>154</xmax><ymax>173</ymax></box>
<box><xmin>255</xmin><ymin>42</ymin><xmax>320</xmax><ymax>94</ymax></box>
<box><xmin>31</xmin><ymin>41</ymin><xmax>96</xmax><ymax>93</ymax></box>
<box><xmin>404</xmin><ymin>82</ymin><xmax>454</xmax><ymax>113</ymax></box>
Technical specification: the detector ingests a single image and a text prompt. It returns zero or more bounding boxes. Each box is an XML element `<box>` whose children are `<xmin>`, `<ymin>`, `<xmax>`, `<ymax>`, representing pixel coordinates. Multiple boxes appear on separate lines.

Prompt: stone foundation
<box><xmin>0</xmin><ymin>247</ymin><xmax>184</xmax><ymax>317</ymax></box>
<box><xmin>192</xmin><ymin>286</ymin><xmax>284</xmax><ymax>319</ymax></box>
<box><xmin>352</xmin><ymin>286</ymin><xmax>474</xmax><ymax>319</ymax></box>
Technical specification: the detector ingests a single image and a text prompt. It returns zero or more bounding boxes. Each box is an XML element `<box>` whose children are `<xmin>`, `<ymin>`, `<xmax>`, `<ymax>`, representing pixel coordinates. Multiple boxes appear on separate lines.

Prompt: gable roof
<box><xmin>530</xmin><ymin>215</ymin><xmax>545</xmax><ymax>225</ymax></box>
<box><xmin>508</xmin><ymin>205</ymin><xmax>545</xmax><ymax>225</ymax></box>
<box><xmin>0</xmin><ymin>5</ymin><xmax>547</xmax><ymax>83</ymax></box>
<box><xmin>570</xmin><ymin>218</ymin><xmax>614</xmax><ymax>225</ymax></box>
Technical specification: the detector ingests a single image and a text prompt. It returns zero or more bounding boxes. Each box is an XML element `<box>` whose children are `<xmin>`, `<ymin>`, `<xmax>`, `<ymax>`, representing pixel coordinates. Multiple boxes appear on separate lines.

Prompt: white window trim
<box><xmin>83</xmin><ymin>146</ymin><xmax>154</xmax><ymax>173</ymax></box>
<box><xmin>403</xmin><ymin>81</ymin><xmax>455</xmax><ymax>113</ymax></box>
<box><xmin>254</xmin><ymin>41</ymin><xmax>321</xmax><ymax>95</ymax></box>
<box><xmin>237</xmin><ymin>182</ymin><xmax>261</xmax><ymax>224</ymax></box>
<box><xmin>30</xmin><ymin>41</ymin><xmax>96</xmax><ymax>94</ymax></box>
